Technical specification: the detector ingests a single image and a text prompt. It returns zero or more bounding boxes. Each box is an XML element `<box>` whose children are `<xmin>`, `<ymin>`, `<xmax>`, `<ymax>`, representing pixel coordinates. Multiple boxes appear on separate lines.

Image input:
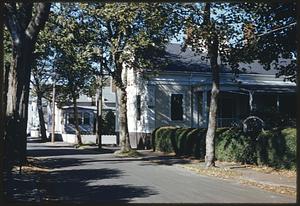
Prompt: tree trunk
<box><xmin>37</xmin><ymin>92</ymin><xmax>47</xmax><ymax>142</ymax></box>
<box><xmin>118</xmin><ymin>66</ymin><xmax>131</xmax><ymax>152</ymax></box>
<box><xmin>4</xmin><ymin>2</ymin><xmax>51</xmax><ymax>166</ymax></box>
<box><xmin>5</xmin><ymin>41</ymin><xmax>32</xmax><ymax>166</ymax></box>
<box><xmin>0</xmin><ymin>5</ymin><xmax>5</xmax><ymax>196</ymax></box>
<box><xmin>72</xmin><ymin>95</ymin><xmax>82</xmax><ymax>145</ymax></box>
<box><xmin>96</xmin><ymin>77</ymin><xmax>103</xmax><ymax>149</ymax></box>
<box><xmin>118</xmin><ymin>87</ymin><xmax>131</xmax><ymax>152</ymax></box>
<box><xmin>204</xmin><ymin>3</ymin><xmax>220</xmax><ymax>168</ymax></box>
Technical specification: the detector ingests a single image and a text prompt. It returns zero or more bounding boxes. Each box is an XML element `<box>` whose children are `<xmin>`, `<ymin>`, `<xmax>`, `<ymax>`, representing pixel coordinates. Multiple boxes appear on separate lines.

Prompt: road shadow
<box><xmin>28</xmin><ymin>147</ymin><xmax>115</xmax><ymax>157</ymax></box>
<box><xmin>31</xmin><ymin>157</ymin><xmax>90</xmax><ymax>169</ymax></box>
<box><xmin>139</xmin><ymin>155</ymin><xmax>194</xmax><ymax>166</ymax></box>
<box><xmin>5</xmin><ymin>168</ymin><xmax>157</xmax><ymax>203</ymax></box>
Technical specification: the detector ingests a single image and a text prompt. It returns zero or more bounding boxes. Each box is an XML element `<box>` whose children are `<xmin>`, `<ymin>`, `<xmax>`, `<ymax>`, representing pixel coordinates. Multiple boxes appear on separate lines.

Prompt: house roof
<box><xmin>163</xmin><ymin>43</ymin><xmax>285</xmax><ymax>75</ymax></box>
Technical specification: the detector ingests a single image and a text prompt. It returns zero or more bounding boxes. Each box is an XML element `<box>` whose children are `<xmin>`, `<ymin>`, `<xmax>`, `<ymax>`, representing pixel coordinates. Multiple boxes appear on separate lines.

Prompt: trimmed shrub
<box><xmin>178</xmin><ymin>128</ymin><xmax>196</xmax><ymax>156</ymax></box>
<box><xmin>256</xmin><ymin>130</ymin><xmax>272</xmax><ymax>165</ymax></box>
<box><xmin>151</xmin><ymin>127</ymin><xmax>160</xmax><ymax>151</ymax></box>
<box><xmin>266</xmin><ymin>128</ymin><xmax>296</xmax><ymax>169</ymax></box>
<box><xmin>185</xmin><ymin>128</ymin><xmax>206</xmax><ymax>158</ymax></box>
<box><xmin>216</xmin><ymin>127</ymin><xmax>296</xmax><ymax>170</ymax></box>
<box><xmin>282</xmin><ymin>128</ymin><xmax>296</xmax><ymax>154</ymax></box>
<box><xmin>153</xmin><ymin>126</ymin><xmax>207</xmax><ymax>157</ymax></box>
<box><xmin>152</xmin><ymin>126</ymin><xmax>296</xmax><ymax>170</ymax></box>
<box><xmin>155</xmin><ymin>127</ymin><xmax>178</xmax><ymax>153</ymax></box>
<box><xmin>282</xmin><ymin>128</ymin><xmax>296</xmax><ymax>170</ymax></box>
<box><xmin>215</xmin><ymin>128</ymin><xmax>257</xmax><ymax>164</ymax></box>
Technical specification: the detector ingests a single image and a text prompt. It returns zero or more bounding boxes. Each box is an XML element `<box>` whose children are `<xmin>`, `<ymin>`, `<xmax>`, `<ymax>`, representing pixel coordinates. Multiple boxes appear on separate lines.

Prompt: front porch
<box><xmin>191</xmin><ymin>88</ymin><xmax>296</xmax><ymax>128</ymax></box>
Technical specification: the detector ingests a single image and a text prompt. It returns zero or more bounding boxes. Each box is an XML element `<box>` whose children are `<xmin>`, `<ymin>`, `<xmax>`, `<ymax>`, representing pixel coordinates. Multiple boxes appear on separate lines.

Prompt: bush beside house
<box><xmin>152</xmin><ymin>126</ymin><xmax>296</xmax><ymax>170</ymax></box>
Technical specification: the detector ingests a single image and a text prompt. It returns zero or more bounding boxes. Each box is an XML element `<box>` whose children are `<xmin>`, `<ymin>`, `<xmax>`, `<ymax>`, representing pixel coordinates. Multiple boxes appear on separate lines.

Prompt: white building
<box><xmin>118</xmin><ymin>43</ymin><xmax>296</xmax><ymax>149</ymax></box>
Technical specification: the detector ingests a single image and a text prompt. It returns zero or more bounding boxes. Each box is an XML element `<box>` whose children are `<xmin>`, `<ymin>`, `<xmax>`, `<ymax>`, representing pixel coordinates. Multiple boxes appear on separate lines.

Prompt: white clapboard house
<box><xmin>116</xmin><ymin>43</ymin><xmax>296</xmax><ymax>149</ymax></box>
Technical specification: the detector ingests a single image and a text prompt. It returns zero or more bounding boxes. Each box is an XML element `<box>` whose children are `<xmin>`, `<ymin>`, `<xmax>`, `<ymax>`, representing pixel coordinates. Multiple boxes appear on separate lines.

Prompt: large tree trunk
<box><xmin>96</xmin><ymin>76</ymin><xmax>103</xmax><ymax>149</ymax></box>
<box><xmin>112</xmin><ymin>52</ymin><xmax>131</xmax><ymax>152</ymax></box>
<box><xmin>5</xmin><ymin>41</ymin><xmax>33</xmax><ymax>166</ymax></box>
<box><xmin>1</xmin><ymin>63</ymin><xmax>9</xmax><ymax>201</ymax></box>
<box><xmin>118</xmin><ymin>87</ymin><xmax>131</xmax><ymax>152</ymax></box>
<box><xmin>37</xmin><ymin>92</ymin><xmax>47</xmax><ymax>142</ymax></box>
<box><xmin>0</xmin><ymin>3</ymin><xmax>5</xmax><ymax>197</ymax></box>
<box><xmin>72</xmin><ymin>95</ymin><xmax>82</xmax><ymax>145</ymax></box>
<box><xmin>204</xmin><ymin>3</ymin><xmax>220</xmax><ymax>168</ymax></box>
<box><xmin>118</xmin><ymin>66</ymin><xmax>131</xmax><ymax>152</ymax></box>
<box><xmin>4</xmin><ymin>3</ymin><xmax>50</xmax><ymax>166</ymax></box>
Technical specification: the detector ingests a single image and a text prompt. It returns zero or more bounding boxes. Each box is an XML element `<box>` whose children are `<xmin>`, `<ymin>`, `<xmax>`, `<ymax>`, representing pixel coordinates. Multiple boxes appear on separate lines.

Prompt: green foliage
<box><xmin>152</xmin><ymin>126</ymin><xmax>296</xmax><ymax>170</ymax></box>
<box><xmin>215</xmin><ymin>128</ymin><xmax>257</xmax><ymax>164</ymax></box>
<box><xmin>176</xmin><ymin>128</ymin><xmax>195</xmax><ymax>156</ymax></box>
<box><xmin>48</xmin><ymin>5</ymin><xmax>96</xmax><ymax>104</ymax></box>
<box><xmin>282</xmin><ymin>128</ymin><xmax>296</xmax><ymax>154</ymax></box>
<box><xmin>236</xmin><ymin>2</ymin><xmax>296</xmax><ymax>81</ymax></box>
<box><xmin>185</xmin><ymin>128</ymin><xmax>206</xmax><ymax>158</ymax></box>
<box><xmin>151</xmin><ymin>127</ymin><xmax>160</xmax><ymax>151</ymax></box>
<box><xmin>4</xmin><ymin>27</ymin><xmax>12</xmax><ymax>69</ymax></box>
<box><xmin>256</xmin><ymin>128</ymin><xmax>296</xmax><ymax>170</ymax></box>
<box><xmin>216</xmin><ymin>127</ymin><xmax>296</xmax><ymax>170</ymax></box>
<box><xmin>154</xmin><ymin>127</ymin><xmax>178</xmax><ymax>153</ymax></box>
<box><xmin>80</xmin><ymin>3</ymin><xmax>182</xmax><ymax>89</ymax></box>
<box><xmin>153</xmin><ymin>127</ymin><xmax>206</xmax><ymax>157</ymax></box>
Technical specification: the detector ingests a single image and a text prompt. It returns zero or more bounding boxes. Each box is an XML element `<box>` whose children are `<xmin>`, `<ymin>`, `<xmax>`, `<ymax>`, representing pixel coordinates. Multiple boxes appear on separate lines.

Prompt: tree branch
<box><xmin>25</xmin><ymin>3</ymin><xmax>51</xmax><ymax>43</ymax></box>
<box><xmin>18</xmin><ymin>3</ymin><xmax>33</xmax><ymax>30</ymax></box>
<box><xmin>4</xmin><ymin>3</ymin><xmax>23</xmax><ymax>46</ymax></box>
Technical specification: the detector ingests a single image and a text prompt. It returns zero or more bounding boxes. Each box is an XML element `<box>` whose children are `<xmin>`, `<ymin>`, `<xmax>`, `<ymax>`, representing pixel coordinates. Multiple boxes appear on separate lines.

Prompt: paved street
<box><xmin>7</xmin><ymin>139</ymin><xmax>296</xmax><ymax>203</ymax></box>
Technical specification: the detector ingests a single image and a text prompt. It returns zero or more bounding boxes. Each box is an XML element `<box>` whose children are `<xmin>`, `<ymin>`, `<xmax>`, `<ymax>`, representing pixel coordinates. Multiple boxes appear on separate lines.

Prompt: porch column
<box><xmin>248</xmin><ymin>90</ymin><xmax>254</xmax><ymax>114</ymax></box>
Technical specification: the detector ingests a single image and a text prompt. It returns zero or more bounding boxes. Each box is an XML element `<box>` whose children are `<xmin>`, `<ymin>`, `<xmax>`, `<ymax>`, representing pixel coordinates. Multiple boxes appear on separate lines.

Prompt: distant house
<box><xmin>118</xmin><ymin>43</ymin><xmax>296</xmax><ymax>149</ymax></box>
<box><xmin>28</xmin><ymin>76</ymin><xmax>117</xmax><ymax>144</ymax></box>
<box><xmin>47</xmin><ymin>77</ymin><xmax>117</xmax><ymax>143</ymax></box>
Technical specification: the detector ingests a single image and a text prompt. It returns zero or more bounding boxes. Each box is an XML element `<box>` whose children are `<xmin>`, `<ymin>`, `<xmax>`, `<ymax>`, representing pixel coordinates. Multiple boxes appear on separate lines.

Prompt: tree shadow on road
<box><xmin>5</xmin><ymin>168</ymin><xmax>157</xmax><ymax>204</ymax></box>
<box><xmin>28</xmin><ymin>147</ymin><xmax>115</xmax><ymax>157</ymax></box>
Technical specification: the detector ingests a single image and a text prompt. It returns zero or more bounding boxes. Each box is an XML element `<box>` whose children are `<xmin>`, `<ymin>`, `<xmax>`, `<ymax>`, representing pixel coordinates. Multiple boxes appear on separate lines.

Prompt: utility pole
<box><xmin>51</xmin><ymin>69</ymin><xmax>56</xmax><ymax>143</ymax></box>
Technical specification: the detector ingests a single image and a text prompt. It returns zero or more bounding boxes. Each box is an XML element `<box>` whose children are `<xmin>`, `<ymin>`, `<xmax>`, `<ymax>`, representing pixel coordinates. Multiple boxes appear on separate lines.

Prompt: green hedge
<box><xmin>152</xmin><ymin>127</ymin><xmax>225</xmax><ymax>158</ymax></box>
<box><xmin>255</xmin><ymin>128</ymin><xmax>296</xmax><ymax>169</ymax></box>
<box><xmin>152</xmin><ymin>126</ymin><xmax>296</xmax><ymax>170</ymax></box>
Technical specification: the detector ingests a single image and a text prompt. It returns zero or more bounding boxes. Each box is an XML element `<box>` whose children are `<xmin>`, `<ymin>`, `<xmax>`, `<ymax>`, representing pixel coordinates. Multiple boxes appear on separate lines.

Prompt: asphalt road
<box><xmin>22</xmin><ymin>140</ymin><xmax>295</xmax><ymax>203</ymax></box>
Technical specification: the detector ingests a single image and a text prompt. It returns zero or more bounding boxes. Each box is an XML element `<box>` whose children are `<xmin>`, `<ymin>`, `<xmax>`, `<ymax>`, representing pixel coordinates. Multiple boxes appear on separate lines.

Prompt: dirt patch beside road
<box><xmin>179</xmin><ymin>161</ymin><xmax>296</xmax><ymax>198</ymax></box>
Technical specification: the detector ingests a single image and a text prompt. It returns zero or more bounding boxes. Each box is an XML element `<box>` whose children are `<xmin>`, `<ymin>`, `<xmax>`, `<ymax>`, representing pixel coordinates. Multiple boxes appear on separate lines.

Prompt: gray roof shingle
<box><xmin>163</xmin><ymin>43</ymin><xmax>283</xmax><ymax>75</ymax></box>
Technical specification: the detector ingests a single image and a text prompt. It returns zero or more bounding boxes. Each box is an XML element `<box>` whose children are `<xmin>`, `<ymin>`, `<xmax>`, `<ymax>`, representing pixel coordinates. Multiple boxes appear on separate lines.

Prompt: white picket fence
<box><xmin>61</xmin><ymin>134</ymin><xmax>117</xmax><ymax>145</ymax></box>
